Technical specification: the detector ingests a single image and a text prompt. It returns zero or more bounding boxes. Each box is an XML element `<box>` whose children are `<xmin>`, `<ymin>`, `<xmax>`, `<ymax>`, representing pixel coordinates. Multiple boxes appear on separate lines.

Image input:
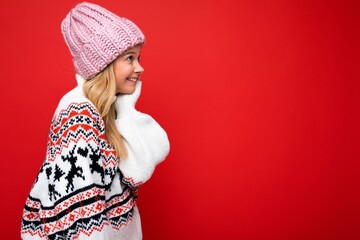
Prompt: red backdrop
<box><xmin>1</xmin><ymin>0</ymin><xmax>359</xmax><ymax>239</ymax></box>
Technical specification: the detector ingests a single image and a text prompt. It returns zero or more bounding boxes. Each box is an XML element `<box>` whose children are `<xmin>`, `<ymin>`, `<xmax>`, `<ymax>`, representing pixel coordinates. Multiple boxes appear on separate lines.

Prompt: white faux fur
<box><xmin>115</xmin><ymin>81</ymin><xmax>170</xmax><ymax>186</ymax></box>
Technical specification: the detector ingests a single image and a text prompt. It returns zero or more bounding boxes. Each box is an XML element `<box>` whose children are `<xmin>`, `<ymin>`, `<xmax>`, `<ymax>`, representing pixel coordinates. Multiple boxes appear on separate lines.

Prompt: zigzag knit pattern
<box><xmin>21</xmin><ymin>102</ymin><xmax>138</xmax><ymax>239</ymax></box>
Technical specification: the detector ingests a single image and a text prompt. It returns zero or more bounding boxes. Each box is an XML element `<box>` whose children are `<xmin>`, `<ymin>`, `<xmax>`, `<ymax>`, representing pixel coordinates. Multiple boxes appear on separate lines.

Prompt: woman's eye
<box><xmin>126</xmin><ymin>56</ymin><xmax>133</xmax><ymax>61</ymax></box>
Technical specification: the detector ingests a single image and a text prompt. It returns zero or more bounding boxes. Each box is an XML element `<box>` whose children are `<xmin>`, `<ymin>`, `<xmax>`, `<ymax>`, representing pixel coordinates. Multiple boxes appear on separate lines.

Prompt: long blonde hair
<box><xmin>83</xmin><ymin>63</ymin><xmax>128</xmax><ymax>159</ymax></box>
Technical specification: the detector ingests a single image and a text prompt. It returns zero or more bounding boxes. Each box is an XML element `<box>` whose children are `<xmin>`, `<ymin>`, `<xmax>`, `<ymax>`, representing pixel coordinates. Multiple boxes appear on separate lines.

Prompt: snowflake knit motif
<box><xmin>21</xmin><ymin>96</ymin><xmax>138</xmax><ymax>239</ymax></box>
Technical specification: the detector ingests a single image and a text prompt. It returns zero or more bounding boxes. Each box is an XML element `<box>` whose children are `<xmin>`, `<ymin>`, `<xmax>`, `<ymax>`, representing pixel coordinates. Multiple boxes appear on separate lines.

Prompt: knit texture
<box><xmin>61</xmin><ymin>2</ymin><xmax>145</xmax><ymax>79</ymax></box>
<box><xmin>21</xmin><ymin>75</ymin><xmax>169</xmax><ymax>239</ymax></box>
<box><xmin>21</xmin><ymin>76</ymin><xmax>142</xmax><ymax>239</ymax></box>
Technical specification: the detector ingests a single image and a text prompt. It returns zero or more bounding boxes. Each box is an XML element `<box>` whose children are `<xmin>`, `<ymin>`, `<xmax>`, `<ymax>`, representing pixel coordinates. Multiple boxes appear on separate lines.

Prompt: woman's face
<box><xmin>114</xmin><ymin>44</ymin><xmax>144</xmax><ymax>94</ymax></box>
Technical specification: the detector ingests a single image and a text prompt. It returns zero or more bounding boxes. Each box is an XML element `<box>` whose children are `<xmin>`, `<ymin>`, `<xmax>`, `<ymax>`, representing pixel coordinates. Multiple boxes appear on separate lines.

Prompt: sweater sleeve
<box><xmin>115</xmin><ymin>100</ymin><xmax>170</xmax><ymax>189</ymax></box>
<box><xmin>21</xmin><ymin>102</ymin><xmax>118</xmax><ymax>240</ymax></box>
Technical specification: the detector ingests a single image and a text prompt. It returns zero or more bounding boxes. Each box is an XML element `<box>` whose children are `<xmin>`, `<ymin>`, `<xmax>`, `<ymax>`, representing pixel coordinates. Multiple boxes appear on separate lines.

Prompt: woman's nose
<box><xmin>134</xmin><ymin>62</ymin><xmax>144</xmax><ymax>74</ymax></box>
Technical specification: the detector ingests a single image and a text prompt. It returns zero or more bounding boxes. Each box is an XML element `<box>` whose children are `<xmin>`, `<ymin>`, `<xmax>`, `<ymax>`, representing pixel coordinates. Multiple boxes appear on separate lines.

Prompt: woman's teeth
<box><xmin>127</xmin><ymin>77</ymin><xmax>137</xmax><ymax>82</ymax></box>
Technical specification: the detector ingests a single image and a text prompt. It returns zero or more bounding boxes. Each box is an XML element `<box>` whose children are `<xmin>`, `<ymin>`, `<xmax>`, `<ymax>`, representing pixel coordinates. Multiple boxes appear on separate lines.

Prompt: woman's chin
<box><xmin>117</xmin><ymin>86</ymin><xmax>136</xmax><ymax>94</ymax></box>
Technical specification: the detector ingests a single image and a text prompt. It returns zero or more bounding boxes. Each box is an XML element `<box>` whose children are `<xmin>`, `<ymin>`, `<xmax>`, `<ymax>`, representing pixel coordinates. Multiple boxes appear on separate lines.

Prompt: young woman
<box><xmin>21</xmin><ymin>2</ymin><xmax>170</xmax><ymax>239</ymax></box>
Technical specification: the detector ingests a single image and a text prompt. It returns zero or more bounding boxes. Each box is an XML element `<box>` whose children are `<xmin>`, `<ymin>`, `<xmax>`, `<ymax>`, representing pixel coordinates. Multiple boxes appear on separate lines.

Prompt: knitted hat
<box><xmin>61</xmin><ymin>2</ymin><xmax>145</xmax><ymax>79</ymax></box>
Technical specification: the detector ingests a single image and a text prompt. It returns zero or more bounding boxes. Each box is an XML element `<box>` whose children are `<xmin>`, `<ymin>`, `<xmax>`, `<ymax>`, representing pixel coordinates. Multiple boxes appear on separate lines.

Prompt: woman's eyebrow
<box><xmin>123</xmin><ymin>51</ymin><xmax>136</xmax><ymax>55</ymax></box>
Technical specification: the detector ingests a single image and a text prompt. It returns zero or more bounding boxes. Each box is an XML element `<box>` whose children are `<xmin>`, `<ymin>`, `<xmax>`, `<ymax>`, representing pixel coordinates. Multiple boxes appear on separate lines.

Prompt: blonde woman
<box><xmin>21</xmin><ymin>2</ymin><xmax>170</xmax><ymax>239</ymax></box>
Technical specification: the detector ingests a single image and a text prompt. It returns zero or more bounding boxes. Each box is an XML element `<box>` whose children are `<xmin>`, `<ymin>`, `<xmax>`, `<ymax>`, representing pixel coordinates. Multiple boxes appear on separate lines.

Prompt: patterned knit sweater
<box><xmin>21</xmin><ymin>75</ymin><xmax>170</xmax><ymax>239</ymax></box>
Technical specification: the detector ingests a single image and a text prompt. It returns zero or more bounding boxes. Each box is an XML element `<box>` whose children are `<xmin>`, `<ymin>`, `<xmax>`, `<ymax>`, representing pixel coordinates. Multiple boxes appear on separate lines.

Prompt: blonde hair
<box><xmin>83</xmin><ymin>63</ymin><xmax>128</xmax><ymax>159</ymax></box>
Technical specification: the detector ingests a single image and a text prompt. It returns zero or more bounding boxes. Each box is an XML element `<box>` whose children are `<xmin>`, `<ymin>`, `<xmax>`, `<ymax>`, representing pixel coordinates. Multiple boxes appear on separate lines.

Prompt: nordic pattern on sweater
<box><xmin>21</xmin><ymin>100</ymin><xmax>138</xmax><ymax>239</ymax></box>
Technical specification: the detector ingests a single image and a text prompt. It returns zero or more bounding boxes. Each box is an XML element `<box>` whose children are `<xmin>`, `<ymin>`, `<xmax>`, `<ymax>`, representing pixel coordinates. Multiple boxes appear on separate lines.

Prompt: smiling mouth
<box><xmin>127</xmin><ymin>77</ymin><xmax>138</xmax><ymax>82</ymax></box>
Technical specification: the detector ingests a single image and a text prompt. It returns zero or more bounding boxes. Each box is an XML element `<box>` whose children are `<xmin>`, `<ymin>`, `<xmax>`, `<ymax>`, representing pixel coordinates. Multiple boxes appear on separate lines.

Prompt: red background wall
<box><xmin>0</xmin><ymin>0</ymin><xmax>359</xmax><ymax>239</ymax></box>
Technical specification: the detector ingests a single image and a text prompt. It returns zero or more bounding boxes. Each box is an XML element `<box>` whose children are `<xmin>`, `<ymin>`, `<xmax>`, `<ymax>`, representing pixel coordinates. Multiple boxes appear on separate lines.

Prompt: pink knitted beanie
<box><xmin>61</xmin><ymin>2</ymin><xmax>145</xmax><ymax>79</ymax></box>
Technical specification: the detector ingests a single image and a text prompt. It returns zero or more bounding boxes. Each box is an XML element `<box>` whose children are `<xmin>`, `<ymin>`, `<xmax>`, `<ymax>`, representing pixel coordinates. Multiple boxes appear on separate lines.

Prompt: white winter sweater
<box><xmin>21</xmin><ymin>75</ymin><xmax>170</xmax><ymax>239</ymax></box>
